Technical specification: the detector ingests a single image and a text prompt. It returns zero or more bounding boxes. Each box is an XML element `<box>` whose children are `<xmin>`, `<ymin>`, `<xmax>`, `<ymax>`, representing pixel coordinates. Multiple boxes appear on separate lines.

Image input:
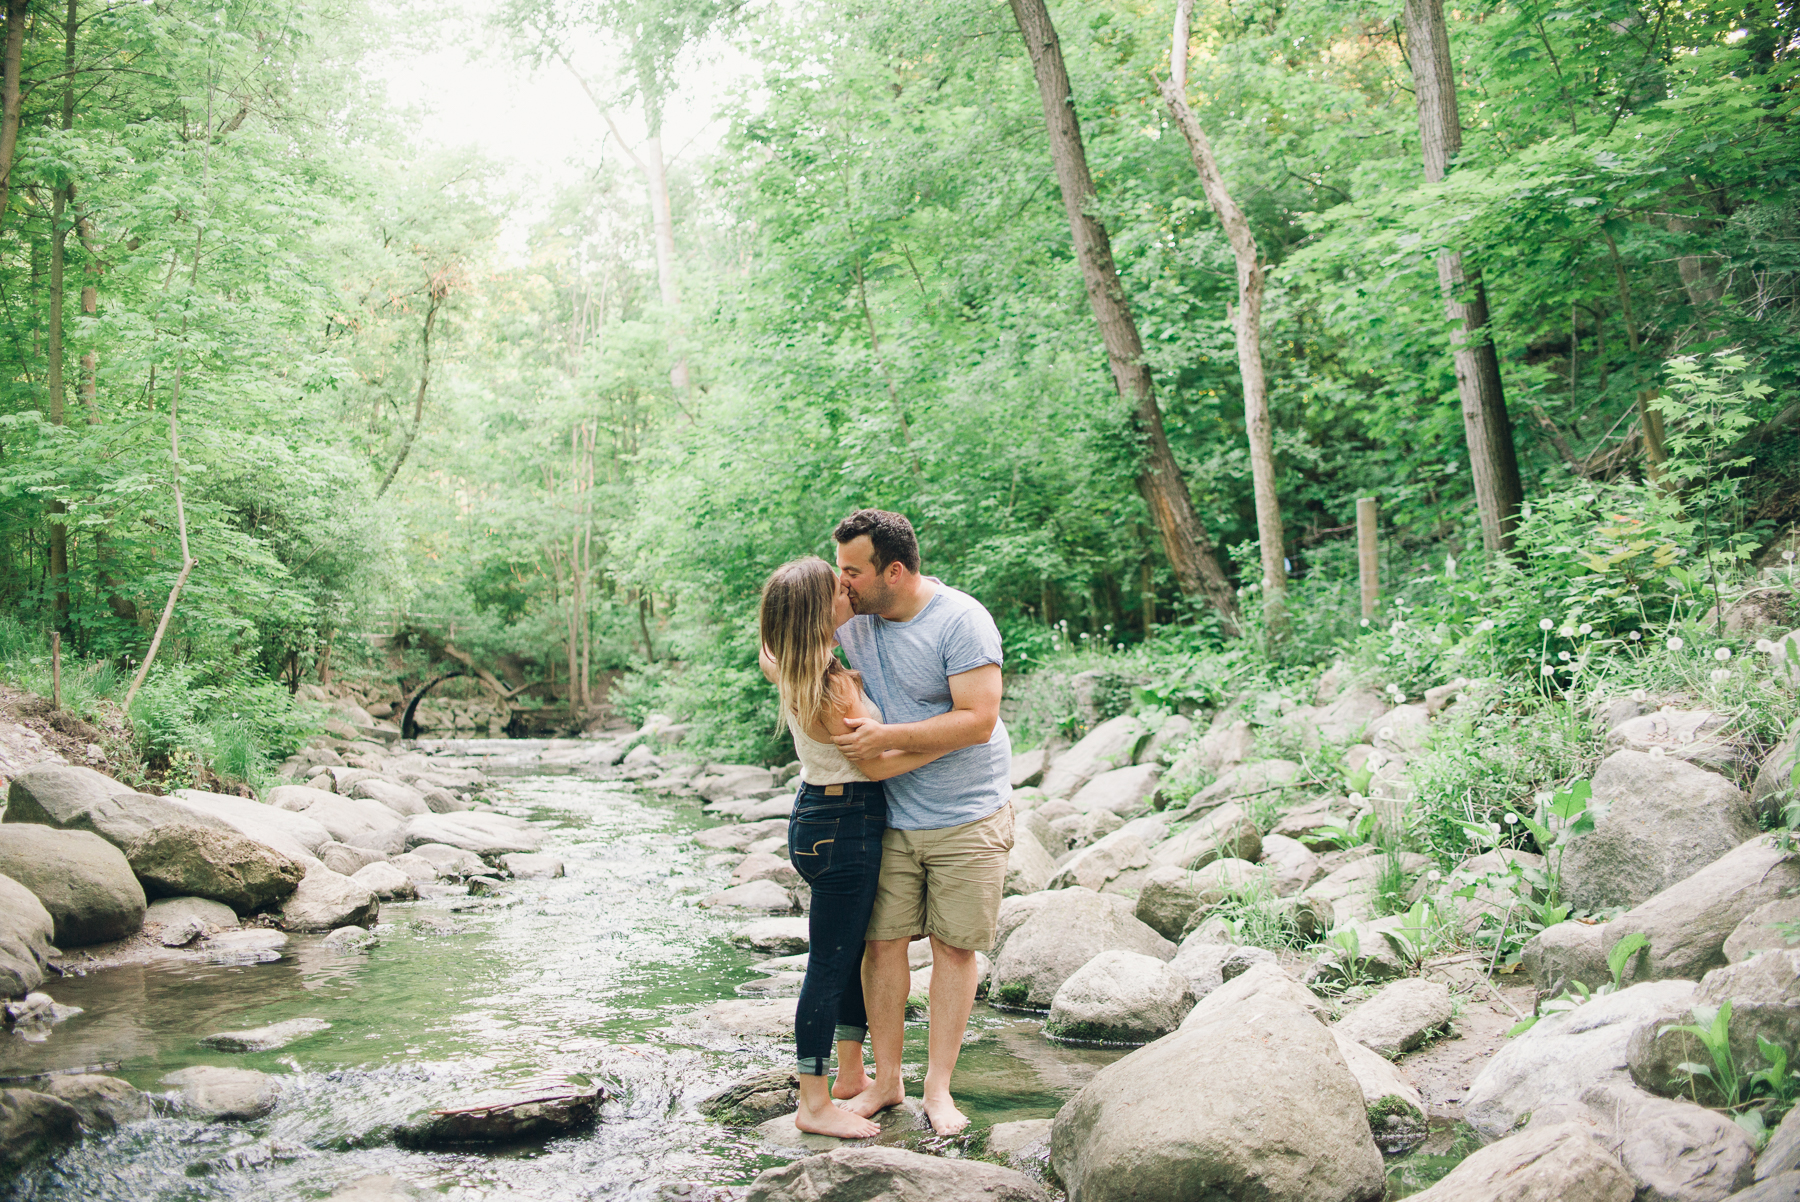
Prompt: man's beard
<box><xmin>848</xmin><ymin>576</ymin><xmax>891</xmax><ymax>616</ymax></box>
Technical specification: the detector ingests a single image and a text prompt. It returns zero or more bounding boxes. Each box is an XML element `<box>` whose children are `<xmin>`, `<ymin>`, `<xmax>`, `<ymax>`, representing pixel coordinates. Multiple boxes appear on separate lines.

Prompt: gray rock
<box><xmin>419</xmin><ymin>786</ymin><xmax>470</xmax><ymax>814</ymax></box>
<box><xmin>0</xmin><ymin>873</ymin><xmax>55</xmax><ymax>999</ymax></box>
<box><xmin>200</xmin><ymin>928</ymin><xmax>288</xmax><ymax>963</ymax></box>
<box><xmin>0</xmin><ymin>1088</ymin><xmax>83</xmax><ymax>1172</ymax></box>
<box><xmin>730</xmin><ymin>917</ymin><xmax>810</xmax><ymax>955</ymax></box>
<box><xmin>38</xmin><ymin>1074</ymin><xmax>149</xmax><ymax>1131</ymax></box>
<box><xmin>702</xmin><ymin>880</ymin><xmax>797</xmax><ymax>912</ymax></box>
<box><xmin>1334</xmin><ymin>977</ymin><xmax>1453</xmax><ymax>1058</ymax></box>
<box><xmin>675</xmin><ymin>998</ymin><xmax>797</xmax><ymax>1037</ymax></box>
<box><xmin>1045</xmin><ymin>949</ymin><xmax>1196</xmax><ymax>1043</ymax></box>
<box><xmin>987</xmin><ymin>1119</ymin><xmax>1052</xmax><ymax>1165</ymax></box>
<box><xmin>1629</xmin><ymin>949</ymin><xmax>1800</xmax><ymax>1103</ymax></box>
<box><xmin>349</xmin><ymin>861</ymin><xmax>417</xmax><ymax>901</ymax></box>
<box><xmin>1463</xmin><ymin>979</ymin><xmax>1698</xmax><ymax>1139</ymax></box>
<box><xmin>1170</xmin><ymin>939</ymin><xmax>1278</xmax><ymax>997</ymax></box>
<box><xmin>501</xmin><ymin>853</ymin><xmax>564</xmax><ymax>880</ymax></box>
<box><xmin>1607</xmin><ymin>709</ymin><xmax>1744</xmax><ymax>775</ymax></box>
<box><xmin>1150</xmin><ymin>802</ymin><xmax>1262</xmax><ymax>871</ymax></box>
<box><xmin>990</xmin><ymin>888</ymin><xmax>1174</xmax><ymax>1009</ymax></box>
<box><xmin>1003</xmin><ymin>826</ymin><xmax>1057</xmax><ymax>897</ymax></box>
<box><xmin>1135</xmin><ymin>865</ymin><xmax>1206</xmax><ymax>940</ymax></box>
<box><xmin>1141</xmin><ymin>715</ymin><xmax>1194</xmax><ymax>764</ymax></box>
<box><xmin>1727</xmin><ymin>898</ymin><xmax>1800</xmax><ymax>963</ymax></box>
<box><xmin>348</xmin><ymin>777</ymin><xmax>431</xmax><ymax>816</ymax></box>
<box><xmin>1010</xmin><ymin>747</ymin><xmax>1050</xmax><ymax>789</ymax></box>
<box><xmin>1186</xmin><ymin>718</ymin><xmax>1257</xmax><ymax>775</ymax></box>
<box><xmin>1047</xmin><ymin>807</ymin><xmax>1122</xmax><ymax>852</ymax></box>
<box><xmin>3</xmin><ymin>766</ymin><xmax>233</xmax><ymax>850</ymax></box>
<box><xmin>408</xmin><ymin>843</ymin><xmax>484</xmax><ymax>877</ymax></box>
<box><xmin>278</xmin><ymin>867</ymin><xmax>379</xmax><ymax>932</ymax></box>
<box><xmin>1564</xmin><ymin>1081</ymin><xmax>1756</xmax><ymax>1202</ymax></box>
<box><xmin>1041</xmin><ymin>716</ymin><xmax>1146</xmax><ymax>800</ymax></box>
<box><xmin>1404</xmin><ymin>1121</ymin><xmax>1635</xmax><ymax>1202</ymax></box>
<box><xmin>465</xmin><ymin>874</ymin><xmax>505</xmax><ymax>896</ymax></box>
<box><xmin>319</xmin><ymin>841</ymin><xmax>386</xmax><ymax>877</ymax></box>
<box><xmin>1069</xmin><ymin>763</ymin><xmax>1163</xmax><ymax>816</ymax></box>
<box><xmin>155</xmin><ymin>916</ymin><xmax>203</xmax><ymax>946</ymax></box>
<box><xmin>1049</xmin><ymin>830</ymin><xmax>1150</xmax><ymax>892</ymax></box>
<box><xmin>696</xmin><ymin>766</ymin><xmax>776</xmax><ymax>803</ymax></box>
<box><xmin>322</xmin><ymin>925</ymin><xmax>376</xmax><ymax>951</ymax></box>
<box><xmin>1750</xmin><ymin>722</ymin><xmax>1800</xmax><ymax>823</ymax></box>
<box><xmin>1524</xmin><ymin>918</ymin><xmax>1614</xmax><ymax>998</ymax></box>
<box><xmin>125</xmin><ymin>823</ymin><xmax>304</xmax><ymax>915</ymax></box>
<box><xmin>1611</xmin><ymin>835</ymin><xmax>1800</xmax><ymax>985</ymax></box>
<box><xmin>1051</xmin><ymin>990</ymin><xmax>1383</xmax><ymax>1202</ymax></box>
<box><xmin>745</xmin><ymin>1145</ymin><xmax>1051</xmax><ymax>1202</ymax></box>
<box><xmin>0</xmin><ymin>824</ymin><xmax>145</xmax><ymax>946</ymax></box>
<box><xmin>402</xmin><ymin>812</ymin><xmax>544</xmax><ymax>855</ymax></box>
<box><xmin>393</xmin><ymin>1084</ymin><xmax>602</xmax><ymax>1147</ymax></box>
<box><xmin>1181</xmin><ymin>961</ymin><xmax>1329</xmax><ymax>1028</ymax></box>
<box><xmin>1306</xmin><ymin>851</ymin><xmax>1431</xmax><ymax>921</ymax></box>
<box><xmin>1444</xmin><ymin>848</ymin><xmax>1545</xmax><ymax>933</ymax></box>
<box><xmin>1186</xmin><ymin>758</ymin><xmax>1300</xmax><ymax>813</ymax></box>
<box><xmin>1762</xmin><ymin>1106</ymin><xmax>1800</xmax><ymax>1181</ymax></box>
<box><xmin>144</xmin><ymin>895</ymin><xmax>238</xmax><ymax>931</ymax></box>
<box><xmin>166</xmin><ymin>789</ymin><xmax>332</xmax><ymax>862</ymax></box>
<box><xmin>267</xmin><ymin>786</ymin><xmax>407</xmax><ymax>854</ymax></box>
<box><xmin>697</xmin><ymin>1068</ymin><xmax>799</xmax><ymax>1125</ymax></box>
<box><xmin>1333</xmin><ymin>1030</ymin><xmax>1424</xmax><ymax>1123</ymax></box>
<box><xmin>387</xmin><ymin>853</ymin><xmax>440</xmax><ymax>883</ymax></box>
<box><xmin>1259</xmin><ymin>832</ymin><xmax>1322</xmax><ymax>896</ymax></box>
<box><xmin>200</xmin><ymin>1017</ymin><xmax>331</xmax><ymax>1052</ymax></box>
<box><xmin>1729</xmin><ymin>1172</ymin><xmax>1800</xmax><ymax>1201</ymax></box>
<box><xmin>1561</xmin><ymin>750</ymin><xmax>1757</xmax><ymax>911</ymax></box>
<box><xmin>160</xmin><ymin>1065</ymin><xmax>281</xmax><ymax>1120</ymax></box>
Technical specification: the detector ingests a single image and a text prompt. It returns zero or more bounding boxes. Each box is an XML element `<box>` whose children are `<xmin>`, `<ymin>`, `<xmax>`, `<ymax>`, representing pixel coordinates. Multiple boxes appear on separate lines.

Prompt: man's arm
<box><xmin>832</xmin><ymin>663</ymin><xmax>1000</xmax><ymax>761</ymax></box>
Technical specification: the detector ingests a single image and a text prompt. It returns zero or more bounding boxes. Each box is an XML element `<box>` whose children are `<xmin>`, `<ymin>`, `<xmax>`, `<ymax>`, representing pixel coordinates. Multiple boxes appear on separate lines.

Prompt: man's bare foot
<box><xmin>831</xmin><ymin>1066</ymin><xmax>868</xmax><ymax>1101</ymax></box>
<box><xmin>794</xmin><ymin>1097</ymin><xmax>880</xmax><ymax>1139</ymax></box>
<box><xmin>923</xmin><ymin>1093</ymin><xmax>969</xmax><ymax>1136</ymax></box>
<box><xmin>842</xmin><ymin>1080</ymin><xmax>905</xmax><ymax>1119</ymax></box>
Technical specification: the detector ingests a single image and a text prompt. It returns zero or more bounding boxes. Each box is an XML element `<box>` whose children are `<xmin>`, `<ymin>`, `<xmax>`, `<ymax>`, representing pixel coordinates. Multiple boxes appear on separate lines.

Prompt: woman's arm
<box><xmin>832</xmin><ymin>686</ymin><xmax>946</xmax><ymax>781</ymax></box>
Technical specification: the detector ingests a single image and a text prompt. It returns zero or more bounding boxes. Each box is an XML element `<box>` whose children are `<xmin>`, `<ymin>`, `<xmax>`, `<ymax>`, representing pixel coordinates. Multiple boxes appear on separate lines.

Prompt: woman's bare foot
<box><xmin>842</xmin><ymin>1079</ymin><xmax>906</xmax><ymax>1119</ymax></box>
<box><xmin>793</xmin><ymin>1096</ymin><xmax>881</xmax><ymax>1139</ymax></box>
<box><xmin>923</xmin><ymin>1091</ymin><xmax>969</xmax><ymax>1136</ymax></box>
<box><xmin>831</xmin><ymin>1064</ymin><xmax>868</xmax><ymax>1101</ymax></box>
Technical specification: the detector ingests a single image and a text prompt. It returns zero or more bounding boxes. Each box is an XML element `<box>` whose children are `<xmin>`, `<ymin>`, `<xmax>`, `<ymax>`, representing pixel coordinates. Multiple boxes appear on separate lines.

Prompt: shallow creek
<box><xmin>1</xmin><ymin>769</ymin><xmax>1462</xmax><ymax>1199</ymax></box>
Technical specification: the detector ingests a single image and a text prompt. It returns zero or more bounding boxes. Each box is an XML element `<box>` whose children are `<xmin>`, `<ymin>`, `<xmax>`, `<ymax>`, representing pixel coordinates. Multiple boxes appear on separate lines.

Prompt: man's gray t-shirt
<box><xmin>836</xmin><ymin>582</ymin><xmax>1012</xmax><ymax>832</ymax></box>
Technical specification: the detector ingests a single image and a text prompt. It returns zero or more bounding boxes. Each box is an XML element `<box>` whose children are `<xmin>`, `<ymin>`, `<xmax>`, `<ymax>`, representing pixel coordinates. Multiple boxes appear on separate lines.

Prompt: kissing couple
<box><xmin>757</xmin><ymin>508</ymin><xmax>1015</xmax><ymax>1138</ymax></box>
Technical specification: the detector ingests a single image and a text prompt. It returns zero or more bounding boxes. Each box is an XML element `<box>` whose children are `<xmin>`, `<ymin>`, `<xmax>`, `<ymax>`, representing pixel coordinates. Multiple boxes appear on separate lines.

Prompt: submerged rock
<box><xmin>393</xmin><ymin>1084</ymin><xmax>603</xmax><ymax>1146</ymax></box>
<box><xmin>697</xmin><ymin>1068</ymin><xmax>799</xmax><ymax>1125</ymax></box>
<box><xmin>200</xmin><ymin>928</ymin><xmax>289</xmax><ymax>963</ymax></box>
<box><xmin>161</xmin><ymin>1065</ymin><xmax>282</xmax><ymax>1120</ymax></box>
<box><xmin>746</xmin><ymin>1144</ymin><xmax>1051</xmax><ymax>1201</ymax></box>
<box><xmin>38</xmin><ymin>1074</ymin><xmax>150</xmax><ymax>1131</ymax></box>
<box><xmin>0</xmin><ymin>1087</ymin><xmax>83</xmax><ymax>1173</ymax></box>
<box><xmin>200</xmin><ymin>1016</ymin><xmax>331</xmax><ymax>1053</ymax></box>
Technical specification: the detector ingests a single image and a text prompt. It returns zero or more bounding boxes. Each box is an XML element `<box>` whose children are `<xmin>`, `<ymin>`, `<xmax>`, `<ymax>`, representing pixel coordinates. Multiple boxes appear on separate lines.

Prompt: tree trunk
<box><xmin>0</xmin><ymin>0</ymin><xmax>26</xmax><ymax>235</ymax></box>
<box><xmin>376</xmin><ymin>288</ymin><xmax>444</xmax><ymax>498</ymax></box>
<box><xmin>1158</xmin><ymin>17</ymin><xmax>1287</xmax><ymax>637</ymax></box>
<box><xmin>1403</xmin><ymin>0</ymin><xmax>1524</xmax><ymax>556</ymax></box>
<box><xmin>47</xmin><ymin>0</ymin><xmax>79</xmax><ymax>627</ymax></box>
<box><xmin>1008</xmin><ymin>0</ymin><xmax>1239</xmax><ymax>633</ymax></box>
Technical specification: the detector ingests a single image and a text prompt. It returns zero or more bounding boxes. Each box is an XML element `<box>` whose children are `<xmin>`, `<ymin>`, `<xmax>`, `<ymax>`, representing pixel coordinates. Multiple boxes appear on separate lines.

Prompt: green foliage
<box><xmin>1663</xmin><ymin>1001</ymin><xmax>1744</xmax><ymax>1107</ymax></box>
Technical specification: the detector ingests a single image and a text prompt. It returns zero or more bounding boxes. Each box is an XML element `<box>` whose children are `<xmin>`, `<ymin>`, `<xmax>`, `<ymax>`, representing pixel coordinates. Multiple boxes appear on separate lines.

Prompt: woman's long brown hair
<box><xmin>760</xmin><ymin>557</ymin><xmax>857</xmax><ymax>735</ymax></box>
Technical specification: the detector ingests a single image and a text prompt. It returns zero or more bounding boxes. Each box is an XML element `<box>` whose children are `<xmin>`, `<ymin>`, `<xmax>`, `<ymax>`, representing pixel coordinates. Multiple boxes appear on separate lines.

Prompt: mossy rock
<box><xmin>696</xmin><ymin>1069</ymin><xmax>799</xmax><ymax>1126</ymax></box>
<box><xmin>994</xmin><ymin>982</ymin><xmax>1032</xmax><ymax>1008</ymax></box>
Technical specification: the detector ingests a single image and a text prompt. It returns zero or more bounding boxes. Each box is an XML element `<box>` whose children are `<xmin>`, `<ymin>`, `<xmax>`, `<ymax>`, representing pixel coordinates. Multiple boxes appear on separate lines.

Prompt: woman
<box><xmin>758</xmin><ymin>557</ymin><xmax>941</xmax><ymax>1138</ymax></box>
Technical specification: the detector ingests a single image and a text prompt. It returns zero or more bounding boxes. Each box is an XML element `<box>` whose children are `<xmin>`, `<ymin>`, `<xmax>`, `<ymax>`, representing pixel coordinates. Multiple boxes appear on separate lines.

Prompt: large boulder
<box><xmin>1069</xmin><ymin>763</ymin><xmax>1163</xmax><ymax>816</ymax></box>
<box><xmin>1463</xmin><ymin>979</ymin><xmax>1697</xmax><ymax>1139</ymax></box>
<box><xmin>4</xmin><ymin>765</ymin><xmax>234</xmax><ymax>850</ymax></box>
<box><xmin>402</xmin><ymin>812</ymin><xmax>545</xmax><ymax>855</ymax></box>
<box><xmin>124</xmin><ymin>823</ymin><xmax>304</xmax><ymax>914</ymax></box>
<box><xmin>1404</xmin><ymin>1121</ymin><xmax>1635</xmax><ymax>1202</ymax></box>
<box><xmin>277</xmin><ymin>866</ymin><xmax>379</xmax><ymax>932</ymax></box>
<box><xmin>1003</xmin><ymin>826</ymin><xmax>1057</xmax><ymax>897</ymax></box>
<box><xmin>1523</xmin><ymin>919</ymin><xmax>1614</xmax><ymax>998</ymax></box>
<box><xmin>990</xmin><ymin>888</ymin><xmax>1174</xmax><ymax>1009</ymax></box>
<box><xmin>745</xmin><ymin>1146</ymin><xmax>1051</xmax><ymax>1202</ymax></box>
<box><xmin>347</xmin><ymin>777</ymin><xmax>431</xmax><ymax>816</ymax></box>
<box><xmin>0</xmin><ymin>874</ymin><xmax>55</xmax><ymax>998</ymax></box>
<box><xmin>1259</xmin><ymin>832</ymin><xmax>1323</xmax><ymax>897</ymax></box>
<box><xmin>1150</xmin><ymin>802</ymin><xmax>1261</xmax><ymax>872</ymax></box>
<box><xmin>1050</xmin><ymin>990</ymin><xmax>1384</xmax><ymax>1202</ymax></box>
<box><xmin>1611</xmin><ymin>835</ymin><xmax>1800</xmax><ymax>985</ymax></box>
<box><xmin>1041</xmin><ymin>716</ymin><xmax>1146</xmax><ymax>800</ymax></box>
<box><xmin>0</xmin><ymin>825</ymin><xmax>144</xmax><ymax>946</ymax></box>
<box><xmin>267</xmin><ymin>785</ymin><xmax>406</xmax><ymax>854</ymax></box>
<box><xmin>1049</xmin><ymin>827</ymin><xmax>1152</xmax><ymax>892</ymax></box>
<box><xmin>1185</xmin><ymin>759</ymin><xmax>1300</xmax><ymax>814</ymax></box>
<box><xmin>1044</xmin><ymin>949</ymin><xmax>1196</xmax><ymax>1043</ymax></box>
<box><xmin>0</xmin><ymin>1088</ymin><xmax>83</xmax><ymax>1174</ymax></box>
<box><xmin>1725</xmin><ymin>898</ymin><xmax>1800</xmax><ymax>963</ymax></box>
<box><xmin>1334</xmin><ymin>978</ymin><xmax>1452</xmax><ymax>1058</ymax></box>
<box><xmin>1606</xmin><ymin>709</ymin><xmax>1743</xmax><ymax>775</ymax></box>
<box><xmin>1629</xmin><ymin>950</ymin><xmax>1800</xmax><ymax>1103</ymax></box>
<box><xmin>1560</xmin><ymin>750</ymin><xmax>1757</xmax><ymax>911</ymax></box>
<box><xmin>1530</xmin><ymin>1080</ymin><xmax>1756</xmax><ymax>1202</ymax></box>
<box><xmin>166</xmin><ymin>790</ymin><xmax>331</xmax><ymax>863</ymax></box>
<box><xmin>1135</xmin><ymin>865</ymin><xmax>1207</xmax><ymax>941</ymax></box>
<box><xmin>38</xmin><ymin>1074</ymin><xmax>149</xmax><ymax>1132</ymax></box>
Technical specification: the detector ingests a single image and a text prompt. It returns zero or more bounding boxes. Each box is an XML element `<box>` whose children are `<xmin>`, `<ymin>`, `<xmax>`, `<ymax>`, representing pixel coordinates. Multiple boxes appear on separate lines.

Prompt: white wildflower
<box><xmin>1710</xmin><ymin>669</ymin><xmax>1731</xmax><ymax>684</ymax></box>
<box><xmin>1667</xmin><ymin>636</ymin><xmax>1685</xmax><ymax>651</ymax></box>
<box><xmin>1558</xmin><ymin>651</ymin><xmax>1571</xmax><ymax>662</ymax></box>
<box><xmin>1648</xmin><ymin>745</ymin><xmax>1667</xmax><ymax>759</ymax></box>
<box><xmin>1578</xmin><ymin>623</ymin><xmax>1592</xmax><ymax>635</ymax></box>
<box><xmin>1629</xmin><ymin>630</ymin><xmax>1642</xmax><ymax>641</ymax></box>
<box><xmin>1714</xmin><ymin>647</ymin><xmax>1732</xmax><ymax>662</ymax></box>
<box><xmin>1541</xmin><ymin>664</ymin><xmax>1556</xmax><ymax>676</ymax></box>
<box><xmin>1504</xmin><ymin>813</ymin><xmax>1519</xmax><ymax>825</ymax></box>
<box><xmin>1559</xmin><ymin>625</ymin><xmax>1575</xmax><ymax>638</ymax></box>
<box><xmin>1539</xmin><ymin>618</ymin><xmax>1554</xmax><ymax>631</ymax></box>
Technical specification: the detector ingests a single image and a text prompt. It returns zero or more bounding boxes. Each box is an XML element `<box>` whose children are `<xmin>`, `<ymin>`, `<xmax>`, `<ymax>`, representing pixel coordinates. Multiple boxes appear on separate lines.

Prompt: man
<box><xmin>826</xmin><ymin>508</ymin><xmax>1012</xmax><ymax>1136</ymax></box>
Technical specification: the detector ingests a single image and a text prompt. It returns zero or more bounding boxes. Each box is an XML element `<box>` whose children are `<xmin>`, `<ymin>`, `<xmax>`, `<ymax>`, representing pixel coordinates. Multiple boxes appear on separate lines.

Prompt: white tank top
<box><xmin>786</xmin><ymin>693</ymin><xmax>884</xmax><ymax>786</ymax></box>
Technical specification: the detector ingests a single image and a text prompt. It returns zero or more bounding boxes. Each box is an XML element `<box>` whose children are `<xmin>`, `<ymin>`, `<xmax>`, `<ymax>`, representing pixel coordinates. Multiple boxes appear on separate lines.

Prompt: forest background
<box><xmin>0</xmin><ymin>0</ymin><xmax>1795</xmax><ymax>779</ymax></box>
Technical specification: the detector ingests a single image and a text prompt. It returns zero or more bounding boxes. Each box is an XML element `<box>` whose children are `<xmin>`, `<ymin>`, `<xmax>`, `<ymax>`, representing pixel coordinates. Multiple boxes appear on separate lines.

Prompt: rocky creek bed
<box><xmin>2</xmin><ymin>692</ymin><xmax>1799</xmax><ymax>1201</ymax></box>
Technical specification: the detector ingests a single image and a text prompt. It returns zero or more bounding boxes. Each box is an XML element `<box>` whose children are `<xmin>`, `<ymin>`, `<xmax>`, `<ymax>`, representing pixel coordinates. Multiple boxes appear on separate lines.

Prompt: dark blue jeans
<box><xmin>787</xmin><ymin>780</ymin><xmax>887</xmax><ymax>1077</ymax></box>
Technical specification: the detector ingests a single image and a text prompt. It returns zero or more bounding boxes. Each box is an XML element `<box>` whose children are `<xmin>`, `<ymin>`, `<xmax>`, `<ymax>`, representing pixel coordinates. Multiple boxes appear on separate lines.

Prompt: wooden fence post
<box><xmin>1357</xmin><ymin>498</ymin><xmax>1379</xmax><ymax>621</ymax></box>
<box><xmin>50</xmin><ymin>632</ymin><xmax>61</xmax><ymax>709</ymax></box>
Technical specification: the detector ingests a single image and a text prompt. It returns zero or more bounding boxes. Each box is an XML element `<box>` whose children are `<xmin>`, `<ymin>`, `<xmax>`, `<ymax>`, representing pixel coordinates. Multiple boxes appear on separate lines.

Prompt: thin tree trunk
<box><xmin>1158</xmin><ymin>6</ymin><xmax>1286</xmax><ymax>636</ymax></box>
<box><xmin>46</xmin><ymin>0</ymin><xmax>79</xmax><ymax>626</ymax></box>
<box><xmin>852</xmin><ymin>254</ymin><xmax>924</xmax><ymax>479</ymax></box>
<box><xmin>376</xmin><ymin>289</ymin><xmax>444</xmax><ymax>498</ymax></box>
<box><xmin>123</xmin><ymin>351</ymin><xmax>196</xmax><ymax>710</ymax></box>
<box><xmin>1008</xmin><ymin>0</ymin><xmax>1239</xmax><ymax>633</ymax></box>
<box><xmin>1601</xmin><ymin>225</ymin><xmax>1668</xmax><ymax>473</ymax></box>
<box><xmin>0</xmin><ymin>0</ymin><xmax>26</xmax><ymax>234</ymax></box>
<box><xmin>1403</xmin><ymin>0</ymin><xmax>1524</xmax><ymax>556</ymax></box>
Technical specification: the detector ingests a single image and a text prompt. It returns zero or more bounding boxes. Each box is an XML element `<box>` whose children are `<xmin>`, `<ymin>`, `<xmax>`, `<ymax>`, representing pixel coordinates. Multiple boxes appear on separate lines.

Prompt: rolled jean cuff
<box><xmin>834</xmin><ymin>1023</ymin><xmax>867</xmax><ymax>1045</ymax></box>
<box><xmin>797</xmin><ymin>1056</ymin><xmax>829</xmax><ymax>1077</ymax></box>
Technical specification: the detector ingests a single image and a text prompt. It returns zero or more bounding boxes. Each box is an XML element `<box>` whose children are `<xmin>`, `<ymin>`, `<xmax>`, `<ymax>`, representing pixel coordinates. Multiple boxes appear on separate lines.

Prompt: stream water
<box><xmin>1</xmin><ymin>770</ymin><xmax>1459</xmax><ymax>1200</ymax></box>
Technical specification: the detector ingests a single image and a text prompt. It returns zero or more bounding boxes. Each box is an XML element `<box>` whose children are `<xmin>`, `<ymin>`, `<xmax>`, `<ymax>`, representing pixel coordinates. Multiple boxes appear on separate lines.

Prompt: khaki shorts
<box><xmin>866</xmin><ymin>803</ymin><xmax>1014</xmax><ymax>951</ymax></box>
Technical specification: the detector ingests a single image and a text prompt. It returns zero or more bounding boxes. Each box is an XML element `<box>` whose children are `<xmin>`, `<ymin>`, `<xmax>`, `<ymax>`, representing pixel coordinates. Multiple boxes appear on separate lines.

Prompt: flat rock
<box><xmin>1150</xmin><ymin>802</ymin><xmax>1261</xmax><ymax>871</ymax></box>
<box><xmin>1334</xmin><ymin>978</ymin><xmax>1452</xmax><ymax>1058</ymax></box>
<box><xmin>267</xmin><ymin>786</ymin><xmax>407</xmax><ymax>854</ymax></box>
<box><xmin>1069</xmin><ymin>763</ymin><xmax>1163</xmax><ymax>816</ymax></box>
<box><xmin>201</xmin><ymin>1016</ymin><xmax>331</xmax><ymax>1053</ymax></box>
<box><xmin>1186</xmin><ymin>758</ymin><xmax>1300</xmax><ymax>812</ymax></box>
<box><xmin>748</xmin><ymin>1141</ymin><xmax>1051</xmax><ymax>1200</ymax></box>
<box><xmin>0</xmin><ymin>825</ymin><xmax>145</xmax><ymax>947</ymax></box>
<box><xmin>347</xmin><ymin>777</ymin><xmax>432</xmax><ymax>816</ymax></box>
<box><xmin>730</xmin><ymin>918</ymin><xmax>809</xmax><ymax>955</ymax></box>
<box><xmin>697</xmin><ymin>1068</ymin><xmax>799</xmax><ymax>1125</ymax></box>
<box><xmin>201</xmin><ymin>928</ymin><xmax>289</xmax><ymax>963</ymax></box>
<box><xmin>1611</xmin><ymin>835</ymin><xmax>1800</xmax><ymax>985</ymax></box>
<box><xmin>4</xmin><ymin>766</ymin><xmax>233</xmax><ymax>850</ymax></box>
<box><xmin>1010</xmin><ymin>748</ymin><xmax>1050</xmax><ymax>789</ymax></box>
<box><xmin>403</xmin><ymin>812</ymin><xmax>544</xmax><ymax>855</ymax></box>
<box><xmin>161</xmin><ymin>1065</ymin><xmax>281</xmax><ymax>1119</ymax></box>
<box><xmin>167</xmin><ymin>790</ymin><xmax>332</xmax><ymax>861</ymax></box>
<box><xmin>1560</xmin><ymin>750</ymin><xmax>1757</xmax><ymax>911</ymax></box>
<box><xmin>394</xmin><ymin>1086</ymin><xmax>602</xmax><ymax>1146</ymax></box>
<box><xmin>1405</xmin><ymin>1120</ymin><xmax>1635</xmax><ymax>1202</ymax></box>
<box><xmin>500</xmin><ymin>853</ymin><xmax>564</xmax><ymax>880</ymax></box>
<box><xmin>675</xmin><ymin>998</ymin><xmax>798</xmax><ymax>1038</ymax></box>
<box><xmin>1170</xmin><ymin>939</ymin><xmax>1279</xmax><ymax>998</ymax></box>
<box><xmin>1050</xmin><ymin>830</ymin><xmax>1150</xmax><ymax>892</ymax></box>
<box><xmin>988</xmin><ymin>1117</ymin><xmax>1053</xmax><ymax>1162</ymax></box>
<box><xmin>1606</xmin><ymin>708</ymin><xmax>1743</xmax><ymax>774</ymax></box>
<box><xmin>702</xmin><ymin>880</ymin><xmax>797</xmax><ymax>913</ymax></box>
<box><xmin>1041</xmin><ymin>716</ymin><xmax>1145</xmax><ymax>800</ymax></box>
